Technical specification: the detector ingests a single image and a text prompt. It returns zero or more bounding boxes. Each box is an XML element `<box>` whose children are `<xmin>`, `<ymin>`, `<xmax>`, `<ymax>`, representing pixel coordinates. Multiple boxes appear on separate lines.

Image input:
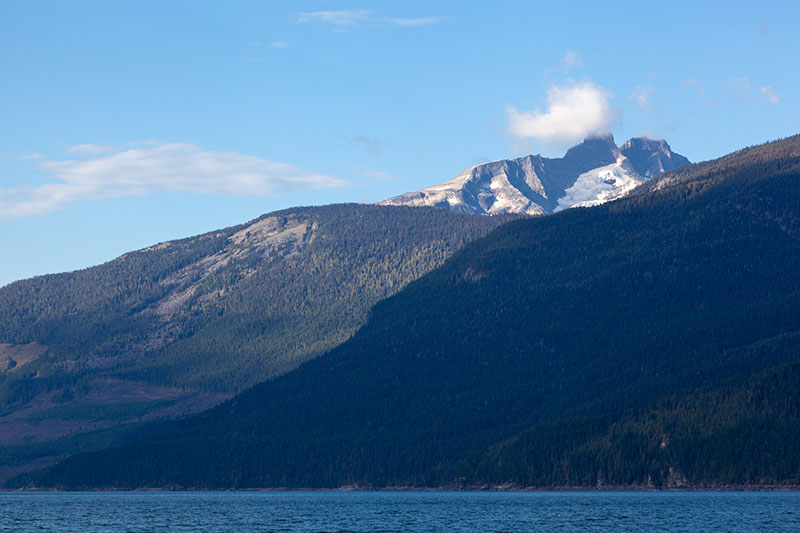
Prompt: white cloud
<box><xmin>249</xmin><ymin>40</ymin><xmax>262</xmax><ymax>47</ymax></box>
<box><xmin>760</xmin><ymin>86</ymin><xmax>780</xmax><ymax>104</ymax></box>
<box><xmin>269</xmin><ymin>40</ymin><xmax>288</xmax><ymax>48</ymax></box>
<box><xmin>18</xmin><ymin>153</ymin><xmax>44</xmax><ymax>160</ymax></box>
<box><xmin>297</xmin><ymin>10</ymin><xmax>371</xmax><ymax>27</ymax></box>
<box><xmin>506</xmin><ymin>81</ymin><xmax>614</xmax><ymax>146</ymax></box>
<box><xmin>388</xmin><ymin>17</ymin><xmax>442</xmax><ymax>27</ymax></box>
<box><xmin>1</xmin><ymin>142</ymin><xmax>348</xmax><ymax>221</ymax></box>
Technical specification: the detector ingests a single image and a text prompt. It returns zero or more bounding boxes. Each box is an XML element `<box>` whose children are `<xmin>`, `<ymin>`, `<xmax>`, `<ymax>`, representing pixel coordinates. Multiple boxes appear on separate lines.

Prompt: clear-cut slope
<box><xmin>380</xmin><ymin>135</ymin><xmax>690</xmax><ymax>215</ymax></box>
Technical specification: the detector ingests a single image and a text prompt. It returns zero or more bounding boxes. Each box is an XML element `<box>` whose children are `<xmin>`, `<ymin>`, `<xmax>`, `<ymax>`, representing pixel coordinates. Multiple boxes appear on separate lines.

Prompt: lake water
<box><xmin>1</xmin><ymin>491</ymin><xmax>798</xmax><ymax>532</ymax></box>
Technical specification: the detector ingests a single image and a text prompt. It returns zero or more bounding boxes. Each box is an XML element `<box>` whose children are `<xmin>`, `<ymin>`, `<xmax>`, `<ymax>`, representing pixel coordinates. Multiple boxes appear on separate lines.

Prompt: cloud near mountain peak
<box><xmin>507</xmin><ymin>81</ymin><xmax>614</xmax><ymax>146</ymax></box>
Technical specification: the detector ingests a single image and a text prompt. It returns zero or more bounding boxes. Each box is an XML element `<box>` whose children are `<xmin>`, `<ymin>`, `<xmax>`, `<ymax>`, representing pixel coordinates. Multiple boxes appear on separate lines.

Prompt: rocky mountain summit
<box><xmin>381</xmin><ymin>135</ymin><xmax>690</xmax><ymax>215</ymax></box>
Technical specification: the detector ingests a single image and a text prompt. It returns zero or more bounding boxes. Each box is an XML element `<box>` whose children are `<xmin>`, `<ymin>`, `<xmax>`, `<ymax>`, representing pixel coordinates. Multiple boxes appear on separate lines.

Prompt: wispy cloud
<box><xmin>269</xmin><ymin>40</ymin><xmax>288</xmax><ymax>49</ymax></box>
<box><xmin>18</xmin><ymin>153</ymin><xmax>45</xmax><ymax>160</ymax></box>
<box><xmin>629</xmin><ymin>85</ymin><xmax>652</xmax><ymax>111</ymax></box>
<box><xmin>681</xmin><ymin>78</ymin><xmax>715</xmax><ymax>107</ymax></box>
<box><xmin>360</xmin><ymin>168</ymin><xmax>395</xmax><ymax>181</ymax></box>
<box><xmin>563</xmin><ymin>50</ymin><xmax>581</xmax><ymax>69</ymax></box>
<box><xmin>66</xmin><ymin>143</ymin><xmax>113</xmax><ymax>155</ymax></box>
<box><xmin>297</xmin><ymin>10</ymin><xmax>442</xmax><ymax>29</ymax></box>
<box><xmin>760</xmin><ymin>86</ymin><xmax>780</xmax><ymax>104</ymax></box>
<box><xmin>3</xmin><ymin>142</ymin><xmax>348</xmax><ymax>221</ymax></box>
<box><xmin>388</xmin><ymin>17</ymin><xmax>443</xmax><ymax>27</ymax></box>
<box><xmin>507</xmin><ymin>81</ymin><xmax>614</xmax><ymax>146</ymax></box>
<box><xmin>297</xmin><ymin>9</ymin><xmax>371</xmax><ymax>27</ymax></box>
<box><xmin>628</xmin><ymin>85</ymin><xmax>662</xmax><ymax>118</ymax></box>
<box><xmin>351</xmin><ymin>135</ymin><xmax>381</xmax><ymax>156</ymax></box>
<box><xmin>545</xmin><ymin>50</ymin><xmax>582</xmax><ymax>76</ymax></box>
<box><xmin>725</xmin><ymin>77</ymin><xmax>752</xmax><ymax>104</ymax></box>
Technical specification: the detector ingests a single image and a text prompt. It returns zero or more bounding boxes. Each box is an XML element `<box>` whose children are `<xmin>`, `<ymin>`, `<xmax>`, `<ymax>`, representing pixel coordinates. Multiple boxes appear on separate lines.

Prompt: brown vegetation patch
<box><xmin>0</xmin><ymin>343</ymin><xmax>47</xmax><ymax>373</ymax></box>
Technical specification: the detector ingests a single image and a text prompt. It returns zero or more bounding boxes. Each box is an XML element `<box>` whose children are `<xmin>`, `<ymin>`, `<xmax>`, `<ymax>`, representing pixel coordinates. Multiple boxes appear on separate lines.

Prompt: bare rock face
<box><xmin>620</xmin><ymin>137</ymin><xmax>691</xmax><ymax>179</ymax></box>
<box><xmin>381</xmin><ymin>135</ymin><xmax>690</xmax><ymax>215</ymax></box>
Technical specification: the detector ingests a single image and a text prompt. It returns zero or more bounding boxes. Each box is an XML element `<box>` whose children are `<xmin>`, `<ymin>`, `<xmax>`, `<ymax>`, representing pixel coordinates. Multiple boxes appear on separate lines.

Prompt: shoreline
<box><xmin>5</xmin><ymin>484</ymin><xmax>800</xmax><ymax>493</ymax></box>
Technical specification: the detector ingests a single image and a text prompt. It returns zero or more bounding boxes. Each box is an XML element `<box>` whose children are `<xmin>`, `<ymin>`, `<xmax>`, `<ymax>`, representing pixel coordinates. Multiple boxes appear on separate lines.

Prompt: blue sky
<box><xmin>2</xmin><ymin>0</ymin><xmax>798</xmax><ymax>286</ymax></box>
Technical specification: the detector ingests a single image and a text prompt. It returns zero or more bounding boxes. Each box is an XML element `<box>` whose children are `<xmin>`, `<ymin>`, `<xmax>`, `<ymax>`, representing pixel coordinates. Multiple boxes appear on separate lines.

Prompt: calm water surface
<box><xmin>1</xmin><ymin>491</ymin><xmax>798</xmax><ymax>532</ymax></box>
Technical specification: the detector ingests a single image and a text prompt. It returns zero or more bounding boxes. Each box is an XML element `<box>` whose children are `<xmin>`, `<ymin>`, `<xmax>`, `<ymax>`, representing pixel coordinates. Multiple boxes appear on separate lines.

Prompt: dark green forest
<box><xmin>18</xmin><ymin>135</ymin><xmax>800</xmax><ymax>489</ymax></box>
<box><xmin>0</xmin><ymin>204</ymin><xmax>513</xmax><ymax>480</ymax></box>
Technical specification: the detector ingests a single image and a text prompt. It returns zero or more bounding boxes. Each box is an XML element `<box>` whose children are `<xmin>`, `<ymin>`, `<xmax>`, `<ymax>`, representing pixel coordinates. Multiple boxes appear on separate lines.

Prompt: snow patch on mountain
<box><xmin>555</xmin><ymin>157</ymin><xmax>643</xmax><ymax>211</ymax></box>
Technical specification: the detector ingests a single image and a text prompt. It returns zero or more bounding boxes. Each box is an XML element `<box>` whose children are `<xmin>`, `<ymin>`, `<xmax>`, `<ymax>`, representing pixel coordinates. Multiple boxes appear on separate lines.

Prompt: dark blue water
<box><xmin>1</xmin><ymin>491</ymin><xmax>798</xmax><ymax>532</ymax></box>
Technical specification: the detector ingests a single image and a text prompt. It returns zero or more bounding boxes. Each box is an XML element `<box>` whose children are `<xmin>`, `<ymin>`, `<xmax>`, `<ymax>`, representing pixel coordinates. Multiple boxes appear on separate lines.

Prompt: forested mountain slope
<box><xmin>0</xmin><ymin>204</ymin><xmax>514</xmax><ymax>480</ymax></box>
<box><xmin>22</xmin><ymin>135</ymin><xmax>800</xmax><ymax>489</ymax></box>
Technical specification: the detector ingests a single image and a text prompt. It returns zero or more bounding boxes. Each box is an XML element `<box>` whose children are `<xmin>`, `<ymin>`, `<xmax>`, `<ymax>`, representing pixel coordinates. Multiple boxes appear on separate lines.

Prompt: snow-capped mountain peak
<box><xmin>380</xmin><ymin>135</ymin><xmax>690</xmax><ymax>215</ymax></box>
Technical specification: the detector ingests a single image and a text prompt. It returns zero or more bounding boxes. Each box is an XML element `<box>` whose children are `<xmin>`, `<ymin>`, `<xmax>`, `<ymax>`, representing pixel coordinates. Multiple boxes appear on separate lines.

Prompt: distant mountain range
<box><xmin>18</xmin><ymin>135</ymin><xmax>800</xmax><ymax>490</ymax></box>
<box><xmin>380</xmin><ymin>135</ymin><xmax>690</xmax><ymax>215</ymax></box>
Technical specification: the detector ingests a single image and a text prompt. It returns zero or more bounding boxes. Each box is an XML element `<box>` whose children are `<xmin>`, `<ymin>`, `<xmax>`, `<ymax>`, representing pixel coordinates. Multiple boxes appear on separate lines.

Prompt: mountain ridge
<box><xmin>380</xmin><ymin>135</ymin><xmax>690</xmax><ymax>215</ymax></box>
